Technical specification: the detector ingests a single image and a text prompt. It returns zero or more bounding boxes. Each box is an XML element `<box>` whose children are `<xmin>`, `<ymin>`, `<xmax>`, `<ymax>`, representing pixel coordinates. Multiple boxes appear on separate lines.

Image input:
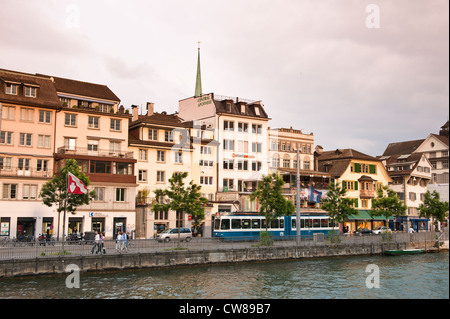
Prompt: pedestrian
<box><xmin>123</xmin><ymin>231</ymin><xmax>129</xmax><ymax>252</ymax></box>
<box><xmin>101</xmin><ymin>231</ymin><xmax>106</xmax><ymax>254</ymax></box>
<box><xmin>91</xmin><ymin>231</ymin><xmax>100</xmax><ymax>254</ymax></box>
<box><xmin>115</xmin><ymin>231</ymin><xmax>122</xmax><ymax>253</ymax></box>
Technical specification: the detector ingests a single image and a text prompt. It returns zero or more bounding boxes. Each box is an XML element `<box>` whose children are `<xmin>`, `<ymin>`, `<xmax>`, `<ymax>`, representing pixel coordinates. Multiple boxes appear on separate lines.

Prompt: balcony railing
<box><xmin>360</xmin><ymin>190</ymin><xmax>375</xmax><ymax>198</ymax></box>
<box><xmin>57</xmin><ymin>147</ymin><xmax>134</xmax><ymax>159</ymax></box>
<box><xmin>0</xmin><ymin>167</ymin><xmax>53</xmax><ymax>179</ymax></box>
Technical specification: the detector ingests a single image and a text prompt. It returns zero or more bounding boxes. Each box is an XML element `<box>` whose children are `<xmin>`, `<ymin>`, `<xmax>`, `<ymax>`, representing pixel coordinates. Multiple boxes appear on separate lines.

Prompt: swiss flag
<box><xmin>68</xmin><ymin>172</ymin><xmax>88</xmax><ymax>194</ymax></box>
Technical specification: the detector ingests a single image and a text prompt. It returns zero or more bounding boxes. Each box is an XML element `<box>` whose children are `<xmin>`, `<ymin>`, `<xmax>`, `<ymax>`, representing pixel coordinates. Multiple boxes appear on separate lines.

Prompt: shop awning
<box><xmin>347</xmin><ymin>210</ymin><xmax>390</xmax><ymax>220</ymax></box>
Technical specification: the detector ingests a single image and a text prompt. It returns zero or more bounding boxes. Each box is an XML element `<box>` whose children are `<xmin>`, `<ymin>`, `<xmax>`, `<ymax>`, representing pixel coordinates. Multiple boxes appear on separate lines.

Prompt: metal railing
<box><xmin>1</xmin><ymin>230</ymin><xmax>447</xmax><ymax>260</ymax></box>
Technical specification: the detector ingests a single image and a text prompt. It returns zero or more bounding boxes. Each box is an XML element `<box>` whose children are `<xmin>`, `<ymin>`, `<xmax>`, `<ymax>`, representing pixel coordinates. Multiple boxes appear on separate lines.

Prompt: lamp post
<box><xmin>296</xmin><ymin>143</ymin><xmax>301</xmax><ymax>245</ymax></box>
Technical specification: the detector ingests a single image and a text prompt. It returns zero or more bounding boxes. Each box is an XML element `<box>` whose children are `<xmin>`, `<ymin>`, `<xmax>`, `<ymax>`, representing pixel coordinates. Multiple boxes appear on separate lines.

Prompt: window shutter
<box><xmin>354</xmin><ymin>163</ymin><xmax>361</xmax><ymax>173</ymax></box>
<box><xmin>355</xmin><ymin>181</ymin><xmax>358</xmax><ymax>190</ymax></box>
<box><xmin>354</xmin><ymin>198</ymin><xmax>359</xmax><ymax>208</ymax></box>
<box><xmin>369</xmin><ymin>164</ymin><xmax>376</xmax><ymax>174</ymax></box>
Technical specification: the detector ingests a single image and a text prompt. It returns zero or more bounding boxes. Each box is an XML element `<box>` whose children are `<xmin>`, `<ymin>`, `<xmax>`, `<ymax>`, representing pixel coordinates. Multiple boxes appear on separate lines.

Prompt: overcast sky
<box><xmin>1</xmin><ymin>0</ymin><xmax>448</xmax><ymax>156</ymax></box>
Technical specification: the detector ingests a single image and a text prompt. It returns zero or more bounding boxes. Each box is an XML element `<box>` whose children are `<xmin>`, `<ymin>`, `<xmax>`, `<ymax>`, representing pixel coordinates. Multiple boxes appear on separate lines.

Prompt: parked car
<box><xmin>355</xmin><ymin>228</ymin><xmax>373</xmax><ymax>235</ymax></box>
<box><xmin>372</xmin><ymin>226</ymin><xmax>391</xmax><ymax>235</ymax></box>
<box><xmin>156</xmin><ymin>228</ymin><xmax>192</xmax><ymax>242</ymax></box>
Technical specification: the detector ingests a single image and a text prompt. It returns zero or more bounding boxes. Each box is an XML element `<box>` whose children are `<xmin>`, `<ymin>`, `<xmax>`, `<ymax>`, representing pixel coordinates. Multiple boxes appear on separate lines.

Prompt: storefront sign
<box><xmin>232</xmin><ymin>153</ymin><xmax>256</xmax><ymax>159</ymax></box>
<box><xmin>197</xmin><ymin>96</ymin><xmax>212</xmax><ymax>107</ymax></box>
<box><xmin>89</xmin><ymin>212</ymin><xmax>108</xmax><ymax>217</ymax></box>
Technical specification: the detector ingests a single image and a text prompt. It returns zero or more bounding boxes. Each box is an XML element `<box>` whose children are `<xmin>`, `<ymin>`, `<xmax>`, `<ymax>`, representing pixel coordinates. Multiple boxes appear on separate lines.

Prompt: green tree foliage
<box><xmin>419</xmin><ymin>190</ymin><xmax>449</xmax><ymax>223</ymax></box>
<box><xmin>370</xmin><ymin>185</ymin><xmax>407</xmax><ymax>219</ymax></box>
<box><xmin>152</xmin><ymin>172</ymin><xmax>208</xmax><ymax>234</ymax></box>
<box><xmin>40</xmin><ymin>159</ymin><xmax>96</xmax><ymax>215</ymax></box>
<box><xmin>249</xmin><ymin>173</ymin><xmax>295</xmax><ymax>233</ymax></box>
<box><xmin>321</xmin><ymin>181</ymin><xmax>358</xmax><ymax>227</ymax></box>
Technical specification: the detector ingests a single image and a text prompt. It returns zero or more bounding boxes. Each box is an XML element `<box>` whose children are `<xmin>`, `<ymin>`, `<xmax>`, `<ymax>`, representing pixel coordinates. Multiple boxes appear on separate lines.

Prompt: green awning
<box><xmin>348</xmin><ymin>210</ymin><xmax>391</xmax><ymax>220</ymax></box>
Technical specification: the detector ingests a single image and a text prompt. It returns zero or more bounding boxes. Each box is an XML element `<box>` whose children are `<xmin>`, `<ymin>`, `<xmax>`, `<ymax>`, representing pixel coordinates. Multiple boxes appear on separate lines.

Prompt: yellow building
<box><xmin>316</xmin><ymin>148</ymin><xmax>392</xmax><ymax>232</ymax></box>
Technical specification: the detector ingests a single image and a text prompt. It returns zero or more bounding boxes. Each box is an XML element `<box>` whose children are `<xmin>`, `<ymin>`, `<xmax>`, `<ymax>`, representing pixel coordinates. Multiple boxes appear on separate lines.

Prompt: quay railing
<box><xmin>0</xmin><ymin>230</ymin><xmax>447</xmax><ymax>260</ymax></box>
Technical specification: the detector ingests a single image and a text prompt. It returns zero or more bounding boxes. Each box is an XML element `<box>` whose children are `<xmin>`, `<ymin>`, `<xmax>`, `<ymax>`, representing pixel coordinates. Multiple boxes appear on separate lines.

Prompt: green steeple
<box><xmin>195</xmin><ymin>43</ymin><xmax>202</xmax><ymax>97</ymax></box>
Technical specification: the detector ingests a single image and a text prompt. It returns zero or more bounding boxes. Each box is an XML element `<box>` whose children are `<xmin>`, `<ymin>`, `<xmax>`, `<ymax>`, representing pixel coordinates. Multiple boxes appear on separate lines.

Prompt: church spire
<box><xmin>195</xmin><ymin>41</ymin><xmax>202</xmax><ymax>97</ymax></box>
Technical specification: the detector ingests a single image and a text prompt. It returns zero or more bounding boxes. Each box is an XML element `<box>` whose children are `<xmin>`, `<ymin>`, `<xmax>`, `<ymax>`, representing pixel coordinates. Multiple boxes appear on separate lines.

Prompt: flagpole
<box><xmin>296</xmin><ymin>143</ymin><xmax>301</xmax><ymax>245</ymax></box>
<box><xmin>62</xmin><ymin>170</ymin><xmax>69</xmax><ymax>256</ymax></box>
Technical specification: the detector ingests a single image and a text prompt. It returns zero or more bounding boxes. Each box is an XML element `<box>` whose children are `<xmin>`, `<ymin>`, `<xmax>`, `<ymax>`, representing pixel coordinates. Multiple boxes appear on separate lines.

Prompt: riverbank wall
<box><xmin>1</xmin><ymin>240</ymin><xmax>447</xmax><ymax>278</ymax></box>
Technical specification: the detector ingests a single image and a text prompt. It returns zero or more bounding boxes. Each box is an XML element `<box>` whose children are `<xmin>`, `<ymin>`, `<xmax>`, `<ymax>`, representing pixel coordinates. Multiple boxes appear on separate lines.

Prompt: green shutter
<box><xmin>369</xmin><ymin>164</ymin><xmax>376</xmax><ymax>174</ymax></box>
<box><xmin>342</xmin><ymin>180</ymin><xmax>346</xmax><ymax>189</ymax></box>
<box><xmin>354</xmin><ymin>163</ymin><xmax>361</xmax><ymax>173</ymax></box>
<box><xmin>355</xmin><ymin>181</ymin><xmax>358</xmax><ymax>190</ymax></box>
<box><xmin>354</xmin><ymin>198</ymin><xmax>359</xmax><ymax>208</ymax></box>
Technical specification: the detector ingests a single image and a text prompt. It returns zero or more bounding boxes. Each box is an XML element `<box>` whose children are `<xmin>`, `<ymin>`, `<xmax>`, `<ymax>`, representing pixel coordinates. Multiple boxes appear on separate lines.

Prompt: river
<box><xmin>0</xmin><ymin>251</ymin><xmax>448</xmax><ymax>299</ymax></box>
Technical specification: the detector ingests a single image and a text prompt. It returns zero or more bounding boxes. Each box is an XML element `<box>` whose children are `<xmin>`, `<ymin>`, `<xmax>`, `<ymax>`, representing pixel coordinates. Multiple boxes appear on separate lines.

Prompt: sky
<box><xmin>1</xmin><ymin>0</ymin><xmax>448</xmax><ymax>157</ymax></box>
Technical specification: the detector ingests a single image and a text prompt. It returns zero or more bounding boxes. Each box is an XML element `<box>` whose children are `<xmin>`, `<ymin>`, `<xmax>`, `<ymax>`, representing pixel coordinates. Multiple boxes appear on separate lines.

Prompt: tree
<box><xmin>321</xmin><ymin>182</ymin><xmax>358</xmax><ymax>230</ymax></box>
<box><xmin>249</xmin><ymin>173</ymin><xmax>295</xmax><ymax>235</ymax></box>
<box><xmin>370</xmin><ymin>185</ymin><xmax>407</xmax><ymax>220</ymax></box>
<box><xmin>419</xmin><ymin>191</ymin><xmax>449</xmax><ymax>227</ymax></box>
<box><xmin>152</xmin><ymin>172</ymin><xmax>208</xmax><ymax>238</ymax></box>
<box><xmin>40</xmin><ymin>159</ymin><xmax>96</xmax><ymax>238</ymax></box>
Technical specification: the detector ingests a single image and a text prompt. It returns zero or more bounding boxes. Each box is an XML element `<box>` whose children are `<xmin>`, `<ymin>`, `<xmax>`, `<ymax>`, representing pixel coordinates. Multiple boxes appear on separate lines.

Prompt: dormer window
<box><xmin>254</xmin><ymin>106</ymin><xmax>260</xmax><ymax>116</ymax></box>
<box><xmin>5</xmin><ymin>83</ymin><xmax>18</xmax><ymax>95</ymax></box>
<box><xmin>24</xmin><ymin>86</ymin><xmax>37</xmax><ymax>98</ymax></box>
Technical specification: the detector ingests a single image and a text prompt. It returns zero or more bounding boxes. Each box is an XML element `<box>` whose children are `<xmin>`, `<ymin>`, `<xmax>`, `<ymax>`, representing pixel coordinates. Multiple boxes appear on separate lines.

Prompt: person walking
<box><xmin>91</xmin><ymin>231</ymin><xmax>100</xmax><ymax>254</ymax></box>
<box><xmin>101</xmin><ymin>231</ymin><xmax>106</xmax><ymax>254</ymax></box>
<box><xmin>115</xmin><ymin>231</ymin><xmax>122</xmax><ymax>253</ymax></box>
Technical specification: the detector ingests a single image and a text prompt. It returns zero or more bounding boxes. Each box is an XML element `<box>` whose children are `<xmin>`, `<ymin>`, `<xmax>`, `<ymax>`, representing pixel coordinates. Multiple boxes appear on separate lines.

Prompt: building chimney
<box><xmin>146</xmin><ymin>102</ymin><xmax>154</xmax><ymax>116</ymax></box>
<box><xmin>131</xmin><ymin>105</ymin><xmax>139</xmax><ymax>122</ymax></box>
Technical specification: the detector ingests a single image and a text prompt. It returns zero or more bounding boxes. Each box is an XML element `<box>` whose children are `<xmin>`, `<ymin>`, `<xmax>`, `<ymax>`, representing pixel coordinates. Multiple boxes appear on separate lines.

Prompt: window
<box><xmin>24</xmin><ymin>86</ymin><xmax>37</xmax><ymax>97</ymax></box>
<box><xmin>65</xmin><ymin>113</ymin><xmax>77</xmax><ymax>127</ymax></box>
<box><xmin>90</xmin><ymin>161</ymin><xmax>111</xmax><ymax>174</ymax></box>
<box><xmin>237</xmin><ymin>160</ymin><xmax>248</xmax><ymax>171</ymax></box>
<box><xmin>252</xmin><ymin>142</ymin><xmax>262</xmax><ymax>153</ymax></box>
<box><xmin>2</xmin><ymin>184</ymin><xmax>17</xmax><ymax>199</ymax></box>
<box><xmin>252</xmin><ymin>161</ymin><xmax>262</xmax><ymax>171</ymax></box>
<box><xmin>283</xmin><ymin>158</ymin><xmax>290</xmax><ymax>168</ymax></box>
<box><xmin>165</xmin><ymin>131</ymin><xmax>174</xmax><ymax>142</ymax></box>
<box><xmin>238</xmin><ymin>122</ymin><xmax>248</xmax><ymax>132</ymax></box>
<box><xmin>39</xmin><ymin>110</ymin><xmax>51</xmax><ymax>123</ymax></box>
<box><xmin>23</xmin><ymin>185</ymin><xmax>37</xmax><ymax>200</ymax></box>
<box><xmin>87</xmin><ymin>141</ymin><xmax>98</xmax><ymax>152</ymax></box>
<box><xmin>114</xmin><ymin>162</ymin><xmax>132</xmax><ymax>175</ymax></box>
<box><xmin>38</xmin><ymin>135</ymin><xmax>51</xmax><ymax>148</ymax></box>
<box><xmin>5</xmin><ymin>83</ymin><xmax>18</xmax><ymax>95</ymax></box>
<box><xmin>254</xmin><ymin>106</ymin><xmax>260</xmax><ymax>116</ymax></box>
<box><xmin>37</xmin><ymin>159</ymin><xmax>49</xmax><ymax>172</ymax></box>
<box><xmin>252</xmin><ymin>124</ymin><xmax>262</xmax><ymax>134</ymax></box>
<box><xmin>223</xmin><ymin>178</ymin><xmax>234</xmax><ymax>190</ymax></box>
<box><xmin>138</xmin><ymin>170</ymin><xmax>148</xmax><ymax>182</ymax></box>
<box><xmin>139</xmin><ymin>149</ymin><xmax>147</xmax><ymax>161</ymax></box>
<box><xmin>200</xmin><ymin>146</ymin><xmax>212</xmax><ymax>155</ymax></box>
<box><xmin>116</xmin><ymin>188</ymin><xmax>126</xmax><ymax>202</ymax></box>
<box><xmin>157</xmin><ymin>171</ymin><xmax>165</xmax><ymax>183</ymax></box>
<box><xmin>1</xmin><ymin>106</ymin><xmax>15</xmax><ymax>120</ymax></box>
<box><xmin>0</xmin><ymin>157</ymin><xmax>12</xmax><ymax>170</ymax></box>
<box><xmin>157</xmin><ymin>150</ymin><xmax>165</xmax><ymax>162</ymax></box>
<box><xmin>64</xmin><ymin>137</ymin><xmax>76</xmax><ymax>150</ymax></box>
<box><xmin>238</xmin><ymin>141</ymin><xmax>249</xmax><ymax>153</ymax></box>
<box><xmin>20</xmin><ymin>108</ymin><xmax>34</xmax><ymax>122</ymax></box>
<box><xmin>223</xmin><ymin>159</ymin><xmax>234</xmax><ymax>170</ymax></box>
<box><xmin>94</xmin><ymin>187</ymin><xmax>105</xmax><ymax>201</ymax></box>
<box><xmin>110</xmin><ymin>142</ymin><xmax>121</xmax><ymax>154</ymax></box>
<box><xmin>19</xmin><ymin>133</ymin><xmax>32</xmax><ymax>146</ymax></box>
<box><xmin>200</xmin><ymin>176</ymin><xmax>213</xmax><ymax>185</ymax></box>
<box><xmin>199</xmin><ymin>160</ymin><xmax>213</xmax><ymax>167</ymax></box>
<box><xmin>18</xmin><ymin>158</ymin><xmax>30</xmax><ymax>171</ymax></box>
<box><xmin>88</xmin><ymin>116</ymin><xmax>99</xmax><ymax>129</ymax></box>
<box><xmin>174</xmin><ymin>151</ymin><xmax>183</xmax><ymax>164</ymax></box>
<box><xmin>0</xmin><ymin>131</ymin><xmax>13</xmax><ymax>145</ymax></box>
<box><xmin>223</xmin><ymin>139</ymin><xmax>234</xmax><ymax>151</ymax></box>
<box><xmin>224</xmin><ymin>120</ymin><xmax>234</xmax><ymax>131</ymax></box>
<box><xmin>110</xmin><ymin>119</ymin><xmax>121</xmax><ymax>131</ymax></box>
<box><xmin>148</xmin><ymin>129</ymin><xmax>158</xmax><ymax>141</ymax></box>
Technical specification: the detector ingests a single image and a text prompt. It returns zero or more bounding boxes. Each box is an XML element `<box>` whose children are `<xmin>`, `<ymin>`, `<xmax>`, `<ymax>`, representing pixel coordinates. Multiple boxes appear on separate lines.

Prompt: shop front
<box><xmin>410</xmin><ymin>218</ymin><xmax>430</xmax><ymax>232</ymax></box>
<box><xmin>345</xmin><ymin>210</ymin><xmax>388</xmax><ymax>233</ymax></box>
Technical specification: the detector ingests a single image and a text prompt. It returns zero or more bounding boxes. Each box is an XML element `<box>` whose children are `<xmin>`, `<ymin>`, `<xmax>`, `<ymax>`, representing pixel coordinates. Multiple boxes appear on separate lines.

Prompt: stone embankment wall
<box><xmin>3</xmin><ymin>241</ymin><xmax>440</xmax><ymax>278</ymax></box>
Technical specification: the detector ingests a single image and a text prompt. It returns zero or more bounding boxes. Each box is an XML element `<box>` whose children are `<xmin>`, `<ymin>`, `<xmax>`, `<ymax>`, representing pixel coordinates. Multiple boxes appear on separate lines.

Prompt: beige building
<box><xmin>1</xmin><ymin>69</ymin><xmax>60</xmax><ymax>239</ymax></box>
<box><xmin>316</xmin><ymin>148</ymin><xmax>393</xmax><ymax>233</ymax></box>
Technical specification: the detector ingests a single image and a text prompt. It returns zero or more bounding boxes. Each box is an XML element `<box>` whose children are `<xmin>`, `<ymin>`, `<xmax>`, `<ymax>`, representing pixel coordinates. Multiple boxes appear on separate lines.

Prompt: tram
<box><xmin>213</xmin><ymin>213</ymin><xmax>337</xmax><ymax>240</ymax></box>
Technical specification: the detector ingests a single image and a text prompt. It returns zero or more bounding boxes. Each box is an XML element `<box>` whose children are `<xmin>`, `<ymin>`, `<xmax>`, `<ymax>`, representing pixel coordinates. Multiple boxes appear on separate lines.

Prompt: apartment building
<box><xmin>51</xmin><ymin>75</ymin><xmax>136</xmax><ymax>239</ymax></box>
<box><xmin>178</xmin><ymin>93</ymin><xmax>270</xmax><ymax>215</ymax></box>
<box><xmin>316</xmin><ymin>148</ymin><xmax>392</xmax><ymax>232</ymax></box>
<box><xmin>0</xmin><ymin>69</ymin><xmax>60</xmax><ymax>238</ymax></box>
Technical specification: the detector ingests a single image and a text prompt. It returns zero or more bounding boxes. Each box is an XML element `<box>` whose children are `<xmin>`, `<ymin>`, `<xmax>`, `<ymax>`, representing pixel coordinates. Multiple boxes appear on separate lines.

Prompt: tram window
<box><xmin>221</xmin><ymin>219</ymin><xmax>230</xmax><ymax>230</ymax></box>
<box><xmin>262</xmin><ymin>219</ymin><xmax>267</xmax><ymax>229</ymax></box>
<box><xmin>305</xmin><ymin>219</ymin><xmax>312</xmax><ymax>228</ymax></box>
<box><xmin>232</xmin><ymin>219</ymin><xmax>241</xmax><ymax>229</ymax></box>
<box><xmin>329</xmin><ymin>219</ymin><xmax>336</xmax><ymax>228</ymax></box>
<box><xmin>251</xmin><ymin>219</ymin><xmax>261</xmax><ymax>229</ymax></box>
<box><xmin>280</xmin><ymin>219</ymin><xmax>284</xmax><ymax>229</ymax></box>
<box><xmin>292</xmin><ymin>219</ymin><xmax>296</xmax><ymax>229</ymax></box>
<box><xmin>270</xmin><ymin>219</ymin><xmax>278</xmax><ymax>229</ymax></box>
<box><xmin>313</xmin><ymin>219</ymin><xmax>320</xmax><ymax>228</ymax></box>
<box><xmin>300</xmin><ymin>219</ymin><xmax>305</xmax><ymax>228</ymax></box>
<box><xmin>321</xmin><ymin>219</ymin><xmax>329</xmax><ymax>228</ymax></box>
<box><xmin>214</xmin><ymin>219</ymin><xmax>221</xmax><ymax>230</ymax></box>
<box><xmin>242</xmin><ymin>219</ymin><xmax>251</xmax><ymax>229</ymax></box>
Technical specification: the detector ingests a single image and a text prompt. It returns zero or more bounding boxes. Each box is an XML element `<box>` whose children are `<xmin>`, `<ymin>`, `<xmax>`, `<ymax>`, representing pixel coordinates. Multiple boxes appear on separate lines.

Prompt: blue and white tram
<box><xmin>213</xmin><ymin>214</ymin><xmax>337</xmax><ymax>240</ymax></box>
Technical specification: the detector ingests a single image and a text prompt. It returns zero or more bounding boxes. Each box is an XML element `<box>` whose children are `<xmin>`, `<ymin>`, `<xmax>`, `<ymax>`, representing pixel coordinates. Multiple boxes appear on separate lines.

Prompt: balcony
<box><xmin>359</xmin><ymin>190</ymin><xmax>375</xmax><ymax>198</ymax></box>
<box><xmin>56</xmin><ymin>147</ymin><xmax>134</xmax><ymax>159</ymax></box>
<box><xmin>0</xmin><ymin>167</ymin><xmax>53</xmax><ymax>179</ymax></box>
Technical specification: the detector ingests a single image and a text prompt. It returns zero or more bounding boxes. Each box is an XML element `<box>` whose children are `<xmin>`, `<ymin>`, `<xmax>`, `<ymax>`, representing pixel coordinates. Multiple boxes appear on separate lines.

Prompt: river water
<box><xmin>0</xmin><ymin>252</ymin><xmax>448</xmax><ymax>299</ymax></box>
